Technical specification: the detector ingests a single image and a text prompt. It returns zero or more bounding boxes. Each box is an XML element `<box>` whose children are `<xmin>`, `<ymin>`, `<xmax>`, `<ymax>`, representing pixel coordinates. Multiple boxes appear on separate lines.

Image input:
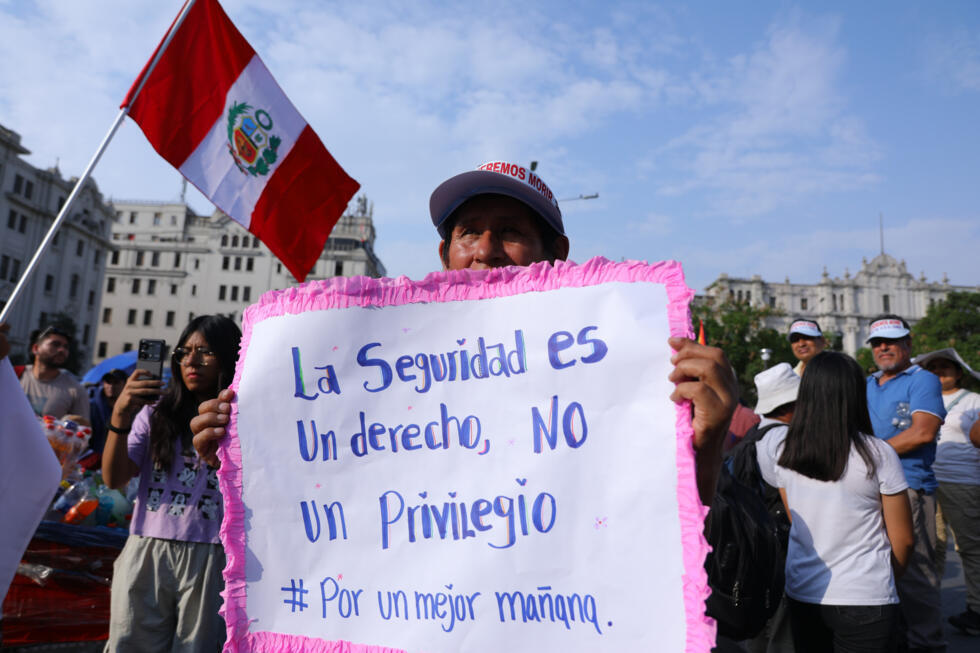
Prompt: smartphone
<box><xmin>136</xmin><ymin>338</ymin><xmax>169</xmax><ymax>380</ymax></box>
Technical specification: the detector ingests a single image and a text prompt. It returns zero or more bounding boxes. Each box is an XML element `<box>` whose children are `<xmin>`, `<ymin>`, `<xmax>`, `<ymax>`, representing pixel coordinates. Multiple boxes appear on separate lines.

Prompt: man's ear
<box><xmin>438</xmin><ymin>240</ymin><xmax>449</xmax><ymax>270</ymax></box>
<box><xmin>553</xmin><ymin>235</ymin><xmax>570</xmax><ymax>262</ymax></box>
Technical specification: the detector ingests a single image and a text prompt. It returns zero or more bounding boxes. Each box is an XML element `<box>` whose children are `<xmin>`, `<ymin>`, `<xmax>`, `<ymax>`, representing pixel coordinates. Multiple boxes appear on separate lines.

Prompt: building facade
<box><xmin>94</xmin><ymin>196</ymin><xmax>385</xmax><ymax>362</ymax></box>
<box><xmin>0</xmin><ymin>123</ymin><xmax>115</xmax><ymax>368</ymax></box>
<box><xmin>704</xmin><ymin>253</ymin><xmax>978</xmax><ymax>355</ymax></box>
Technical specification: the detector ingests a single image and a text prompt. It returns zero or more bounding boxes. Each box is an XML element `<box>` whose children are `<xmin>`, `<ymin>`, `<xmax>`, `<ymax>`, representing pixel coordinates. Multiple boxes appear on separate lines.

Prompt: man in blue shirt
<box><xmin>866</xmin><ymin>314</ymin><xmax>946</xmax><ymax>653</ymax></box>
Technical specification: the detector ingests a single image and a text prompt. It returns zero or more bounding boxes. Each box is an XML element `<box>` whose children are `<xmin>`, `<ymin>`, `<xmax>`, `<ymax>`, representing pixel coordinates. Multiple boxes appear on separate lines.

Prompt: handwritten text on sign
<box><xmin>231</xmin><ymin>272</ymin><xmax>690</xmax><ymax>651</ymax></box>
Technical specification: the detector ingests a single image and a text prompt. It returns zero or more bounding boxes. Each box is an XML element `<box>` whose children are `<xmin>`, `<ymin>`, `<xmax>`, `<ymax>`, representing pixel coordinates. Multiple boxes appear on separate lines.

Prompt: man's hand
<box><xmin>667</xmin><ymin>336</ymin><xmax>739</xmax><ymax>505</ymax></box>
<box><xmin>191</xmin><ymin>388</ymin><xmax>235</xmax><ymax>467</ymax></box>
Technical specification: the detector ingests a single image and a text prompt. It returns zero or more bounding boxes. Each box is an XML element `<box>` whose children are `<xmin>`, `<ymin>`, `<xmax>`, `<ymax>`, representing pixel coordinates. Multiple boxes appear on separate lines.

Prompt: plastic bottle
<box><xmin>52</xmin><ymin>476</ymin><xmax>94</xmax><ymax>514</ymax></box>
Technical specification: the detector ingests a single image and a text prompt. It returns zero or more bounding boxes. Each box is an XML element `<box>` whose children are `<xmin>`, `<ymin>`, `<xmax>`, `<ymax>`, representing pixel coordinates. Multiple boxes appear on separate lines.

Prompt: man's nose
<box><xmin>473</xmin><ymin>230</ymin><xmax>503</xmax><ymax>260</ymax></box>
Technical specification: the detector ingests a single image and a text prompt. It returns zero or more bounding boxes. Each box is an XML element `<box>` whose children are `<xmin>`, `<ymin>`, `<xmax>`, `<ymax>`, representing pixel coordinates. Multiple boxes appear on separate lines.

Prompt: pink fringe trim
<box><xmin>217</xmin><ymin>256</ymin><xmax>714</xmax><ymax>652</ymax></box>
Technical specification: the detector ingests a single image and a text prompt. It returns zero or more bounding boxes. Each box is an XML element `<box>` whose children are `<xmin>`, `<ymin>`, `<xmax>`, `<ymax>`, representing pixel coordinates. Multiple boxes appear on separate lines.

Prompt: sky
<box><xmin>1</xmin><ymin>0</ymin><xmax>978</xmax><ymax>292</ymax></box>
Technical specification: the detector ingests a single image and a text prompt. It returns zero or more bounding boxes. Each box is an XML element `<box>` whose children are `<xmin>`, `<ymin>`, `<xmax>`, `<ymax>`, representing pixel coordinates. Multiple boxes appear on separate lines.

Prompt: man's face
<box><xmin>790</xmin><ymin>334</ymin><xmax>826</xmax><ymax>364</ymax></box>
<box><xmin>439</xmin><ymin>196</ymin><xmax>552</xmax><ymax>271</ymax></box>
<box><xmin>870</xmin><ymin>337</ymin><xmax>912</xmax><ymax>374</ymax></box>
<box><xmin>32</xmin><ymin>334</ymin><xmax>70</xmax><ymax>367</ymax></box>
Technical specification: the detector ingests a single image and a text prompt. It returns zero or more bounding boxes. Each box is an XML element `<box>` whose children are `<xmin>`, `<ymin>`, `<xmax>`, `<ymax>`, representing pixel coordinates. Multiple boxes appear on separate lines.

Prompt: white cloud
<box><xmin>647</xmin><ymin>14</ymin><xmax>881</xmax><ymax>217</ymax></box>
<box><xmin>922</xmin><ymin>28</ymin><xmax>980</xmax><ymax>92</ymax></box>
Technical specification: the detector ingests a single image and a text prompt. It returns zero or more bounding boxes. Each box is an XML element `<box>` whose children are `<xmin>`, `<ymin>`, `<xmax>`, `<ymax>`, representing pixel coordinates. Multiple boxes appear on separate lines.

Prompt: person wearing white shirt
<box><xmin>756</xmin><ymin>351</ymin><xmax>914</xmax><ymax>653</ymax></box>
<box><xmin>915</xmin><ymin>348</ymin><xmax>980</xmax><ymax>637</ymax></box>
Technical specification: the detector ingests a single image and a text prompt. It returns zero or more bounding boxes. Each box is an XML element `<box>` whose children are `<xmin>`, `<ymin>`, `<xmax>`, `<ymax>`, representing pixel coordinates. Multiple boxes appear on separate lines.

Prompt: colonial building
<box><xmin>0</xmin><ymin>123</ymin><xmax>115</xmax><ymax>368</ymax></box>
<box><xmin>704</xmin><ymin>253</ymin><xmax>978</xmax><ymax>355</ymax></box>
<box><xmin>94</xmin><ymin>195</ymin><xmax>385</xmax><ymax>362</ymax></box>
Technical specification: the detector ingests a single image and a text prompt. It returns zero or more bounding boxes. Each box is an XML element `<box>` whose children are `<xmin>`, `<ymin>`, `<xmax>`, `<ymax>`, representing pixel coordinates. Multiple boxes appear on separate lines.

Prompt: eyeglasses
<box><xmin>172</xmin><ymin>346</ymin><xmax>217</xmax><ymax>364</ymax></box>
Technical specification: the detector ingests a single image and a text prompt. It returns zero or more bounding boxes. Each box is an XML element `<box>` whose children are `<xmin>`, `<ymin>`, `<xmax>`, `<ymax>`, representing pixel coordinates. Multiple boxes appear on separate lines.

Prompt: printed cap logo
<box><xmin>227</xmin><ymin>101</ymin><xmax>281</xmax><ymax>177</ymax></box>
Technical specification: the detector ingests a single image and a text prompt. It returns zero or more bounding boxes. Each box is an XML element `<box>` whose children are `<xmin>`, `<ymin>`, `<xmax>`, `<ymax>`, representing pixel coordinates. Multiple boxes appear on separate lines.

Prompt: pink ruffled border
<box><xmin>217</xmin><ymin>256</ymin><xmax>714</xmax><ymax>652</ymax></box>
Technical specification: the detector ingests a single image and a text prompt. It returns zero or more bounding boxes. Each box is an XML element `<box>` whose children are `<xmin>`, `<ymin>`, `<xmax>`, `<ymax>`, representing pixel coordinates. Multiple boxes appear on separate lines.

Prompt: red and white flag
<box><xmin>122</xmin><ymin>0</ymin><xmax>359</xmax><ymax>282</ymax></box>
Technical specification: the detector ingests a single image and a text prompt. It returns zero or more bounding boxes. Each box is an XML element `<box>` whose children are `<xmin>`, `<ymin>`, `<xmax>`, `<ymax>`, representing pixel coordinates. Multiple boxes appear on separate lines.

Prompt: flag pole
<box><xmin>0</xmin><ymin>0</ymin><xmax>198</xmax><ymax>325</ymax></box>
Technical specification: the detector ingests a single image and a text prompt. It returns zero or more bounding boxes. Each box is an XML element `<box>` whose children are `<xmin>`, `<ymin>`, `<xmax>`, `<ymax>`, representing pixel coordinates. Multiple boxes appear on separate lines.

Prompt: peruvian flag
<box><xmin>122</xmin><ymin>0</ymin><xmax>359</xmax><ymax>282</ymax></box>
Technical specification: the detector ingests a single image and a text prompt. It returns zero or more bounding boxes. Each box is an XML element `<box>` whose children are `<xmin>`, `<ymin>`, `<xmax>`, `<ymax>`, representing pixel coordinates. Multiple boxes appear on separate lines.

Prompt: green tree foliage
<box><xmin>690</xmin><ymin>299</ymin><xmax>795</xmax><ymax>406</ymax></box>
<box><xmin>911</xmin><ymin>292</ymin><xmax>980</xmax><ymax>371</ymax></box>
<box><xmin>854</xmin><ymin>347</ymin><xmax>876</xmax><ymax>375</ymax></box>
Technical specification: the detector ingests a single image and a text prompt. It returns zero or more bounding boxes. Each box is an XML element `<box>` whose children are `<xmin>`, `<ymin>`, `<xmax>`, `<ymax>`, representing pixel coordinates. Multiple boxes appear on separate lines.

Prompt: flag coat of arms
<box><xmin>123</xmin><ymin>0</ymin><xmax>359</xmax><ymax>282</ymax></box>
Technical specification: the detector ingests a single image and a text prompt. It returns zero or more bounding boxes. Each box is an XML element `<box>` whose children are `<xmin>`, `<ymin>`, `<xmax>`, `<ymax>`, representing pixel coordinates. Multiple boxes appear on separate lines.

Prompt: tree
<box><xmin>911</xmin><ymin>292</ymin><xmax>980</xmax><ymax>372</ymax></box>
<box><xmin>690</xmin><ymin>299</ymin><xmax>795</xmax><ymax>406</ymax></box>
<box><xmin>854</xmin><ymin>347</ymin><xmax>876</xmax><ymax>375</ymax></box>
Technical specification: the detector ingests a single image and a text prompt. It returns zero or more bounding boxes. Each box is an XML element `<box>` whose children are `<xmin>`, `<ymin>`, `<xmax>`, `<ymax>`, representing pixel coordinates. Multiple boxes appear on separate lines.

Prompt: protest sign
<box><xmin>219</xmin><ymin>257</ymin><xmax>713</xmax><ymax>652</ymax></box>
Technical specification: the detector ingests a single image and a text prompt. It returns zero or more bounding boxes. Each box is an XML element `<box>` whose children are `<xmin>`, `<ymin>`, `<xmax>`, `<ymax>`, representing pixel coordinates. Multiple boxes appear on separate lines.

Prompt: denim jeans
<box><xmin>787</xmin><ymin>598</ymin><xmax>900</xmax><ymax>653</ymax></box>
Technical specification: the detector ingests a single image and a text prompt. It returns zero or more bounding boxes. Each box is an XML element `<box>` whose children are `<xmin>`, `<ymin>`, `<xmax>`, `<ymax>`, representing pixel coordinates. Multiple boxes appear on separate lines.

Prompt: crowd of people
<box><xmin>2</xmin><ymin>161</ymin><xmax>978</xmax><ymax>652</ymax></box>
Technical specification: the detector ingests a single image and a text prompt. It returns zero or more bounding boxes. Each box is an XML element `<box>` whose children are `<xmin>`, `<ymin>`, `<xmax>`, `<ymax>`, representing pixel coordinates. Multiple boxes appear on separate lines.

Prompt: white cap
<box><xmin>754</xmin><ymin>362</ymin><xmax>801</xmax><ymax>415</ymax></box>
<box><xmin>866</xmin><ymin>317</ymin><xmax>910</xmax><ymax>342</ymax></box>
<box><xmin>788</xmin><ymin>319</ymin><xmax>823</xmax><ymax>340</ymax></box>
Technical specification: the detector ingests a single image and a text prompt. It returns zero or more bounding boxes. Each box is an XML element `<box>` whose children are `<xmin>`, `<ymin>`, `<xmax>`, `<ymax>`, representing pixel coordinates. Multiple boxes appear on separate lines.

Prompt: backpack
<box><xmin>727</xmin><ymin>423</ymin><xmax>792</xmax><ymax>548</ymax></box>
<box><xmin>703</xmin><ymin>462</ymin><xmax>785</xmax><ymax>640</ymax></box>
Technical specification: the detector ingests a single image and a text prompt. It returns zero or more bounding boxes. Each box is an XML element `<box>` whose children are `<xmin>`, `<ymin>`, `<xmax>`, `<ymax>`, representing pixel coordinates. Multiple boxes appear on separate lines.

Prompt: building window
<box><xmin>194</xmin><ymin>258</ymin><xmax>200</xmax><ymax>270</ymax></box>
<box><xmin>136</xmin><ymin>250</ymin><xmax>144</xmax><ymax>266</ymax></box>
<box><xmin>222</xmin><ymin>256</ymin><xmax>229</xmax><ymax>270</ymax></box>
<box><xmin>231</xmin><ymin>286</ymin><xmax>239</xmax><ymax>301</ymax></box>
<box><xmin>171</xmin><ymin>215</ymin><xmax>177</xmax><ymax>225</ymax></box>
<box><xmin>53</xmin><ymin>232</ymin><xmax>60</xmax><ymax>246</ymax></box>
<box><xmin>127</xmin><ymin>309</ymin><xmax>137</xmax><ymax>325</ymax></box>
<box><xmin>736</xmin><ymin>289</ymin><xmax>743</xmax><ymax>302</ymax></box>
<box><xmin>243</xmin><ymin>286</ymin><xmax>251</xmax><ymax>302</ymax></box>
<box><xmin>83</xmin><ymin>324</ymin><xmax>90</xmax><ymax>342</ymax></box>
<box><xmin>0</xmin><ymin>255</ymin><xmax>8</xmax><ymax>280</ymax></box>
<box><xmin>129</xmin><ymin>212</ymin><xmax>137</xmax><ymax>224</ymax></box>
<box><xmin>166</xmin><ymin>311</ymin><xmax>175</xmax><ymax>327</ymax></box>
<box><xmin>768</xmin><ymin>296</ymin><xmax>775</xmax><ymax>308</ymax></box>
<box><xmin>234</xmin><ymin>256</ymin><xmax>242</xmax><ymax>271</ymax></box>
<box><xmin>170</xmin><ymin>283</ymin><xmax>177</xmax><ymax>295</ymax></box>
<box><xmin>335</xmin><ymin>261</ymin><xmax>343</xmax><ymax>276</ymax></box>
<box><xmin>103</xmin><ymin>308</ymin><xmax>112</xmax><ymax>324</ymax></box>
<box><xmin>107</xmin><ymin>277</ymin><xmax>116</xmax><ymax>293</ymax></box>
<box><xmin>832</xmin><ymin>295</ymin><xmax>838</xmax><ymax>311</ymax></box>
<box><xmin>246</xmin><ymin>257</ymin><xmax>254</xmax><ymax>272</ymax></box>
<box><xmin>123</xmin><ymin>342</ymin><xmax>133</xmax><ymax>352</ymax></box>
<box><xmin>25</xmin><ymin>180</ymin><xmax>34</xmax><ymax>199</ymax></box>
<box><xmin>277</xmin><ymin>263</ymin><xmax>282</xmax><ymax>274</ymax></box>
<box><xmin>76</xmin><ymin>240</ymin><xmax>85</xmax><ymax>256</ymax></box>
<box><xmin>6</xmin><ymin>210</ymin><xmax>15</xmax><ymax>229</ymax></box>
<box><xmin>147</xmin><ymin>279</ymin><xmax>156</xmax><ymax>295</ymax></box>
<box><xmin>110</xmin><ymin>250</ymin><xmax>119</xmax><ymax>265</ymax></box>
<box><xmin>188</xmin><ymin>312</ymin><xmax>195</xmax><ymax>322</ymax></box>
<box><xmin>97</xmin><ymin>342</ymin><xmax>107</xmax><ymax>358</ymax></box>
<box><xmin>745</xmin><ymin>291</ymin><xmax>751</xmax><ymax>302</ymax></box>
<box><xmin>93</xmin><ymin>250</ymin><xmax>101</xmax><ymax>266</ymax></box>
<box><xmin>232</xmin><ymin>236</ymin><xmax>239</xmax><ymax>247</ymax></box>
<box><xmin>153</xmin><ymin>213</ymin><xmax>161</xmax><ymax>226</ymax></box>
<box><xmin>69</xmin><ymin>274</ymin><xmax>79</xmax><ymax>298</ymax></box>
<box><xmin>143</xmin><ymin>310</ymin><xmax>153</xmax><ymax>326</ymax></box>
<box><xmin>221</xmin><ymin>235</ymin><xmax>228</xmax><ymax>247</ymax></box>
<box><xmin>13</xmin><ymin>174</ymin><xmax>23</xmax><ymax>194</ymax></box>
<box><xmin>174</xmin><ymin>252</ymin><xmax>181</xmax><ymax>267</ymax></box>
<box><xmin>10</xmin><ymin>258</ymin><xmax>20</xmax><ymax>281</ymax></box>
<box><xmin>219</xmin><ymin>285</ymin><xmax>226</xmax><ymax>301</ymax></box>
<box><xmin>18</xmin><ymin>215</ymin><xmax>27</xmax><ymax>233</ymax></box>
<box><xmin>801</xmin><ymin>297</ymin><xmax>808</xmax><ymax>311</ymax></box>
<box><xmin>87</xmin><ymin>290</ymin><xmax>95</xmax><ymax>307</ymax></box>
<box><xmin>132</xmin><ymin>278</ymin><xmax>141</xmax><ymax>294</ymax></box>
<box><xmin>151</xmin><ymin>251</ymin><xmax>160</xmax><ymax>266</ymax></box>
<box><xmin>191</xmin><ymin>284</ymin><xmax>197</xmax><ymax>296</ymax></box>
<box><xmin>44</xmin><ymin>275</ymin><xmax>54</xmax><ymax>293</ymax></box>
<box><xmin>252</xmin><ymin>238</ymin><xmax>259</xmax><ymax>249</ymax></box>
<box><xmin>883</xmin><ymin>294</ymin><xmax>890</xmax><ymax>313</ymax></box>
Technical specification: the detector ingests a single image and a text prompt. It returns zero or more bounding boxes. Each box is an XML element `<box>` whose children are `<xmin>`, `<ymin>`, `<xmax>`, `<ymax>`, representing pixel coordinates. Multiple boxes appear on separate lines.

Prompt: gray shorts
<box><xmin>106</xmin><ymin>535</ymin><xmax>226</xmax><ymax>653</ymax></box>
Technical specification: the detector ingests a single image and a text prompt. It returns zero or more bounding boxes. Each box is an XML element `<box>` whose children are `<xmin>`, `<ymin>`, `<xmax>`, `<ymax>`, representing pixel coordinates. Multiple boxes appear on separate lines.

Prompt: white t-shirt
<box><xmin>933</xmin><ymin>390</ymin><xmax>980</xmax><ymax>486</ymax></box>
<box><xmin>756</xmin><ymin>429</ymin><xmax>908</xmax><ymax>605</ymax></box>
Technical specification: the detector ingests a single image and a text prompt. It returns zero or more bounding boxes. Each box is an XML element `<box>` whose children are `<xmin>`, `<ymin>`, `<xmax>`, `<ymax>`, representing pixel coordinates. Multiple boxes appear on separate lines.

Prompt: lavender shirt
<box><xmin>127</xmin><ymin>406</ymin><xmax>223</xmax><ymax>544</ymax></box>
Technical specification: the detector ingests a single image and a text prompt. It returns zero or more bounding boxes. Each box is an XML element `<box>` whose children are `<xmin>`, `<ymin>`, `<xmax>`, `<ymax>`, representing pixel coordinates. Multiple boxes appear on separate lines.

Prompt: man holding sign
<box><xmin>192</xmin><ymin>162</ymin><xmax>737</xmax><ymax>505</ymax></box>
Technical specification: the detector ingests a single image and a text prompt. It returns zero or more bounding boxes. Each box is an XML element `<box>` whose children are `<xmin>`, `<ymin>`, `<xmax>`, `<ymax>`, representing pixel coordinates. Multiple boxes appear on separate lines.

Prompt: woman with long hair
<box><xmin>102</xmin><ymin>315</ymin><xmax>241</xmax><ymax>652</ymax></box>
<box><xmin>755</xmin><ymin>351</ymin><xmax>914</xmax><ymax>652</ymax></box>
